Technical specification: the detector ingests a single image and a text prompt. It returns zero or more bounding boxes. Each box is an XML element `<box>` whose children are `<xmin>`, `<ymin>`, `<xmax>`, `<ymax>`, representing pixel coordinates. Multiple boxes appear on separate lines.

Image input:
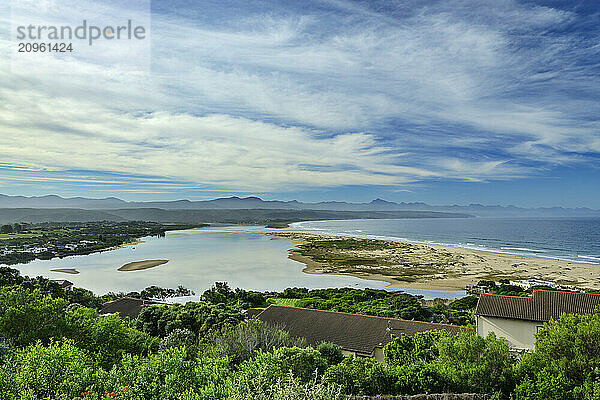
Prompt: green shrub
<box><xmin>0</xmin><ymin>286</ymin><xmax>69</xmax><ymax>346</ymax></box>
<box><xmin>160</xmin><ymin>328</ymin><xmax>198</xmax><ymax>352</ymax></box>
<box><xmin>69</xmin><ymin>309</ymin><xmax>159</xmax><ymax>370</ymax></box>
<box><xmin>316</xmin><ymin>342</ymin><xmax>344</xmax><ymax>366</ymax></box>
<box><xmin>94</xmin><ymin>348</ymin><xmax>231</xmax><ymax>400</ymax></box>
<box><xmin>389</xmin><ymin>361</ymin><xmax>446</xmax><ymax>395</ymax></box>
<box><xmin>276</xmin><ymin>347</ymin><xmax>329</xmax><ymax>383</ymax></box>
<box><xmin>384</xmin><ymin>330</ymin><xmax>449</xmax><ymax>366</ymax></box>
<box><xmin>323</xmin><ymin>356</ymin><xmax>394</xmax><ymax>395</ymax></box>
<box><xmin>235</xmin><ymin>346</ymin><xmax>328</xmax><ymax>389</ymax></box>
<box><xmin>204</xmin><ymin>319</ymin><xmax>303</xmax><ymax>365</ymax></box>
<box><xmin>1</xmin><ymin>340</ymin><xmax>95</xmax><ymax>400</ymax></box>
<box><xmin>435</xmin><ymin>328</ymin><xmax>513</xmax><ymax>394</ymax></box>
<box><xmin>229</xmin><ymin>370</ymin><xmax>344</xmax><ymax>400</ymax></box>
<box><xmin>513</xmin><ymin>310</ymin><xmax>600</xmax><ymax>399</ymax></box>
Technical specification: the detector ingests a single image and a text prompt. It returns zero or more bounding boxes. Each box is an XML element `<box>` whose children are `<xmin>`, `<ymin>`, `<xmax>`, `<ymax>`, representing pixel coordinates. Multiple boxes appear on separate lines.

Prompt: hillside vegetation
<box><xmin>0</xmin><ymin>268</ymin><xmax>598</xmax><ymax>399</ymax></box>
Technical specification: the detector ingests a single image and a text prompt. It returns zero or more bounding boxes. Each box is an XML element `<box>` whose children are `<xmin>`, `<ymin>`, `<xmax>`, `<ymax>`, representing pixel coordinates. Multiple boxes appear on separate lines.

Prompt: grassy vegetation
<box><xmin>273</xmin><ymin>287</ymin><xmax>477</xmax><ymax>326</ymax></box>
<box><xmin>291</xmin><ymin>236</ymin><xmax>465</xmax><ymax>283</ymax></box>
<box><xmin>267</xmin><ymin>297</ymin><xmax>303</xmax><ymax>307</ymax></box>
<box><xmin>264</xmin><ymin>220</ymin><xmax>292</xmax><ymax>229</ymax></box>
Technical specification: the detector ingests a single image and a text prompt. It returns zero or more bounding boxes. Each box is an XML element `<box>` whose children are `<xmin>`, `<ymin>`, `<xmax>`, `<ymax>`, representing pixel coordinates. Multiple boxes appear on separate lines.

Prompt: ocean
<box><xmin>291</xmin><ymin>217</ymin><xmax>600</xmax><ymax>265</ymax></box>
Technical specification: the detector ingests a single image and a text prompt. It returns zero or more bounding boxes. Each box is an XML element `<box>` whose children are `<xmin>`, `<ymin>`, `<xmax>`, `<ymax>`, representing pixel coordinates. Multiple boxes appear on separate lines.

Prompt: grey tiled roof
<box><xmin>476</xmin><ymin>290</ymin><xmax>600</xmax><ymax>322</ymax></box>
<box><xmin>100</xmin><ymin>297</ymin><xmax>164</xmax><ymax>319</ymax></box>
<box><xmin>51</xmin><ymin>279</ymin><xmax>73</xmax><ymax>288</ymax></box>
<box><xmin>245</xmin><ymin>308</ymin><xmax>264</xmax><ymax>318</ymax></box>
<box><xmin>257</xmin><ymin>305</ymin><xmax>460</xmax><ymax>355</ymax></box>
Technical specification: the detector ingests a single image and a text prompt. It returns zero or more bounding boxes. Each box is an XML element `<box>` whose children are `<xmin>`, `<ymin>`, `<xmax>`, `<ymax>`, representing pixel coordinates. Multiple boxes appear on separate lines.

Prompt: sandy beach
<box><xmin>50</xmin><ymin>268</ymin><xmax>79</xmax><ymax>274</ymax></box>
<box><xmin>260</xmin><ymin>230</ymin><xmax>599</xmax><ymax>291</ymax></box>
<box><xmin>118</xmin><ymin>259</ymin><xmax>169</xmax><ymax>271</ymax></box>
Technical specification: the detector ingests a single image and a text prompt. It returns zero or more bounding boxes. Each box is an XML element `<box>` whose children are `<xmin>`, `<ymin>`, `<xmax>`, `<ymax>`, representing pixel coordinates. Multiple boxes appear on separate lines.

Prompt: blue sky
<box><xmin>0</xmin><ymin>0</ymin><xmax>599</xmax><ymax>207</ymax></box>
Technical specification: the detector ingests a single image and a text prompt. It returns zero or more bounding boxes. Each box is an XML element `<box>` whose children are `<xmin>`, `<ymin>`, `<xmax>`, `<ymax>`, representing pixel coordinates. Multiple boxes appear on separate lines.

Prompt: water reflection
<box><xmin>8</xmin><ymin>227</ymin><xmax>465</xmax><ymax>299</ymax></box>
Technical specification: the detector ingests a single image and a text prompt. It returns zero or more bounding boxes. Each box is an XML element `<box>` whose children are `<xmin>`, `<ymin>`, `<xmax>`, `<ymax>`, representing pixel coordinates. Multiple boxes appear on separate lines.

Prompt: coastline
<box><xmin>259</xmin><ymin>229</ymin><xmax>600</xmax><ymax>291</ymax></box>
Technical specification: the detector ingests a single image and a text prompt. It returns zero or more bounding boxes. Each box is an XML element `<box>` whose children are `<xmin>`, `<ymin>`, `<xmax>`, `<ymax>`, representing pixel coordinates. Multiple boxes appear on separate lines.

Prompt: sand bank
<box><xmin>118</xmin><ymin>259</ymin><xmax>169</xmax><ymax>271</ymax></box>
<box><xmin>260</xmin><ymin>230</ymin><xmax>599</xmax><ymax>291</ymax></box>
<box><xmin>50</xmin><ymin>268</ymin><xmax>79</xmax><ymax>274</ymax></box>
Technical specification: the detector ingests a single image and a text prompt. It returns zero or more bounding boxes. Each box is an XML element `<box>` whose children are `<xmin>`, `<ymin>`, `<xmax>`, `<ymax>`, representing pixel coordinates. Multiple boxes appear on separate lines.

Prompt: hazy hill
<box><xmin>0</xmin><ymin>194</ymin><xmax>598</xmax><ymax>217</ymax></box>
<box><xmin>0</xmin><ymin>208</ymin><xmax>471</xmax><ymax>225</ymax></box>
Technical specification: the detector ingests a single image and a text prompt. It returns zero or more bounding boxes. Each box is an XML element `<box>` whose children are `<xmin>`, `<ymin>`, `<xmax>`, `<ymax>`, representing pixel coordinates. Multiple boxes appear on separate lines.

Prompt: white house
<box><xmin>475</xmin><ymin>290</ymin><xmax>600</xmax><ymax>351</ymax></box>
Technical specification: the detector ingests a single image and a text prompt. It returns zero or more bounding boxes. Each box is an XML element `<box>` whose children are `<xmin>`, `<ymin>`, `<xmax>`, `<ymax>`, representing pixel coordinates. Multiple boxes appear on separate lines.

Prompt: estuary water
<box><xmin>291</xmin><ymin>217</ymin><xmax>600</xmax><ymax>265</ymax></box>
<box><xmin>7</xmin><ymin>226</ymin><xmax>466</xmax><ymax>299</ymax></box>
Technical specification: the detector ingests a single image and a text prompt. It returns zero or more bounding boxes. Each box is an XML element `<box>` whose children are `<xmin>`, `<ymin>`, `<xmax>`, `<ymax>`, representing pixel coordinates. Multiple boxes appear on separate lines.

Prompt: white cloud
<box><xmin>0</xmin><ymin>0</ymin><xmax>598</xmax><ymax>193</ymax></box>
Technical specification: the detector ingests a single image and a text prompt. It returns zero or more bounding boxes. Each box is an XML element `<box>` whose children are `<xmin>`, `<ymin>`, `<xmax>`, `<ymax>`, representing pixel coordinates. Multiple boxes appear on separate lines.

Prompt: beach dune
<box><xmin>260</xmin><ymin>230</ymin><xmax>599</xmax><ymax>291</ymax></box>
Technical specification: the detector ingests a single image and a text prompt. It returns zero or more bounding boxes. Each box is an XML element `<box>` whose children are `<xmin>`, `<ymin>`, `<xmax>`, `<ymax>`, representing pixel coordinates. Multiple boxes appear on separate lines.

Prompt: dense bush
<box><xmin>513</xmin><ymin>309</ymin><xmax>600</xmax><ymax>399</ymax></box>
<box><xmin>135</xmin><ymin>301</ymin><xmax>244</xmax><ymax>338</ymax></box>
<box><xmin>274</xmin><ymin>287</ymin><xmax>476</xmax><ymax>325</ymax></box>
<box><xmin>70</xmin><ymin>310</ymin><xmax>159</xmax><ymax>370</ymax></box>
<box><xmin>161</xmin><ymin>328</ymin><xmax>198</xmax><ymax>350</ymax></box>
<box><xmin>2</xmin><ymin>270</ymin><xmax>599</xmax><ymax>399</ymax></box>
<box><xmin>0</xmin><ymin>340</ymin><xmax>96</xmax><ymax>400</ymax></box>
<box><xmin>384</xmin><ymin>330</ymin><xmax>449</xmax><ymax>365</ymax></box>
<box><xmin>435</xmin><ymin>328</ymin><xmax>514</xmax><ymax>394</ymax></box>
<box><xmin>0</xmin><ymin>286</ymin><xmax>70</xmax><ymax>346</ymax></box>
<box><xmin>205</xmin><ymin>318</ymin><xmax>304</xmax><ymax>365</ymax></box>
<box><xmin>229</xmin><ymin>370</ymin><xmax>344</xmax><ymax>400</ymax></box>
<box><xmin>316</xmin><ymin>342</ymin><xmax>344</xmax><ymax>366</ymax></box>
<box><xmin>323</xmin><ymin>356</ymin><xmax>394</xmax><ymax>395</ymax></box>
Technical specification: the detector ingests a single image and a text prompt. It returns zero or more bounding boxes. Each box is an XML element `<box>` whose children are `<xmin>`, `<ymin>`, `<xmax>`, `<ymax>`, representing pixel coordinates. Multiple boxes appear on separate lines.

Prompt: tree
<box><xmin>202</xmin><ymin>282</ymin><xmax>235</xmax><ymax>304</ymax></box>
<box><xmin>316</xmin><ymin>342</ymin><xmax>344</xmax><ymax>366</ymax></box>
<box><xmin>68</xmin><ymin>308</ymin><xmax>159</xmax><ymax>370</ymax></box>
<box><xmin>514</xmin><ymin>309</ymin><xmax>600</xmax><ymax>399</ymax></box>
<box><xmin>435</xmin><ymin>328</ymin><xmax>514</xmax><ymax>395</ymax></box>
<box><xmin>323</xmin><ymin>356</ymin><xmax>394</xmax><ymax>395</ymax></box>
<box><xmin>0</xmin><ymin>286</ymin><xmax>69</xmax><ymax>346</ymax></box>
<box><xmin>0</xmin><ymin>224</ymin><xmax>13</xmax><ymax>234</ymax></box>
<box><xmin>135</xmin><ymin>301</ymin><xmax>244</xmax><ymax>338</ymax></box>
<box><xmin>0</xmin><ymin>340</ymin><xmax>95</xmax><ymax>400</ymax></box>
<box><xmin>384</xmin><ymin>330</ymin><xmax>449</xmax><ymax>366</ymax></box>
<box><xmin>204</xmin><ymin>318</ymin><xmax>303</xmax><ymax>365</ymax></box>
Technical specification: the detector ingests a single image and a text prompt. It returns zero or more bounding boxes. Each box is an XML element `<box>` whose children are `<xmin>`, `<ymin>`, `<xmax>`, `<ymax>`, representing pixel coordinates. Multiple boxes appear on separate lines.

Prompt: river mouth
<box><xmin>5</xmin><ymin>226</ymin><xmax>467</xmax><ymax>300</ymax></box>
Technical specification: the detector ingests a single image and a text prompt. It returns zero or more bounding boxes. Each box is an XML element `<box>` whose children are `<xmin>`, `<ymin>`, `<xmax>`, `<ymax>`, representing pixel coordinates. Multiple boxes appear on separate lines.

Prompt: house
<box><xmin>475</xmin><ymin>290</ymin><xmax>600</xmax><ymax>351</ymax></box>
<box><xmin>245</xmin><ymin>308</ymin><xmax>264</xmax><ymax>318</ymax></box>
<box><xmin>255</xmin><ymin>305</ymin><xmax>460</xmax><ymax>363</ymax></box>
<box><xmin>51</xmin><ymin>279</ymin><xmax>74</xmax><ymax>291</ymax></box>
<box><xmin>100</xmin><ymin>297</ymin><xmax>165</xmax><ymax>319</ymax></box>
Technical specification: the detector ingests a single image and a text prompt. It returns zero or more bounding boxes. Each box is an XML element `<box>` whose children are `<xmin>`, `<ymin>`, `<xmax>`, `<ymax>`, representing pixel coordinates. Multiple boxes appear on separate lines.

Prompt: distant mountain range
<box><xmin>0</xmin><ymin>194</ymin><xmax>598</xmax><ymax>217</ymax></box>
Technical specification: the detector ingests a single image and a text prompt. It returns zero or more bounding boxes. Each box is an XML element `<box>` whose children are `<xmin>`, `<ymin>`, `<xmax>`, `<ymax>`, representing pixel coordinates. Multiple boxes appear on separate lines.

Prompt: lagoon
<box><xmin>7</xmin><ymin>226</ymin><xmax>465</xmax><ymax>299</ymax></box>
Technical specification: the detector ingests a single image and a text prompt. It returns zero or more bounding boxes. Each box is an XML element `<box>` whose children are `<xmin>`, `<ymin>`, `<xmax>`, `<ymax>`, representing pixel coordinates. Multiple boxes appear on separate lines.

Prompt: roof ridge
<box><xmin>266</xmin><ymin>304</ymin><xmax>458</xmax><ymax>328</ymax></box>
<box><xmin>481</xmin><ymin>293</ymin><xmax>532</xmax><ymax>299</ymax></box>
<box><xmin>534</xmin><ymin>289</ymin><xmax>597</xmax><ymax>296</ymax></box>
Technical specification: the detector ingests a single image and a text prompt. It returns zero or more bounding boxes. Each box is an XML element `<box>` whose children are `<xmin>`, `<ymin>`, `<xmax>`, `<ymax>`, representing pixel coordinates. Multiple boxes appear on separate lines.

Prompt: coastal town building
<box><xmin>254</xmin><ymin>304</ymin><xmax>460</xmax><ymax>363</ymax></box>
<box><xmin>51</xmin><ymin>279</ymin><xmax>74</xmax><ymax>291</ymax></box>
<box><xmin>475</xmin><ymin>289</ymin><xmax>600</xmax><ymax>351</ymax></box>
<box><xmin>100</xmin><ymin>297</ymin><xmax>165</xmax><ymax>319</ymax></box>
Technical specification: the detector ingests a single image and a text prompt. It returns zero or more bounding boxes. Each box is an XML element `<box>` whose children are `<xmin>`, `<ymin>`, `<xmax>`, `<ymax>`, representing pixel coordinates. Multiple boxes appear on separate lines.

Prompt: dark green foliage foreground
<box><xmin>1</xmin><ymin>270</ymin><xmax>600</xmax><ymax>398</ymax></box>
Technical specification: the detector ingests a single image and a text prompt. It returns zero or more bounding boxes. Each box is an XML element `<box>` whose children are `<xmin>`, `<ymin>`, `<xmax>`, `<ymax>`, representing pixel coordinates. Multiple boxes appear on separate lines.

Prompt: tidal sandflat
<box><xmin>118</xmin><ymin>259</ymin><xmax>169</xmax><ymax>271</ymax></box>
<box><xmin>50</xmin><ymin>268</ymin><xmax>79</xmax><ymax>274</ymax></box>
